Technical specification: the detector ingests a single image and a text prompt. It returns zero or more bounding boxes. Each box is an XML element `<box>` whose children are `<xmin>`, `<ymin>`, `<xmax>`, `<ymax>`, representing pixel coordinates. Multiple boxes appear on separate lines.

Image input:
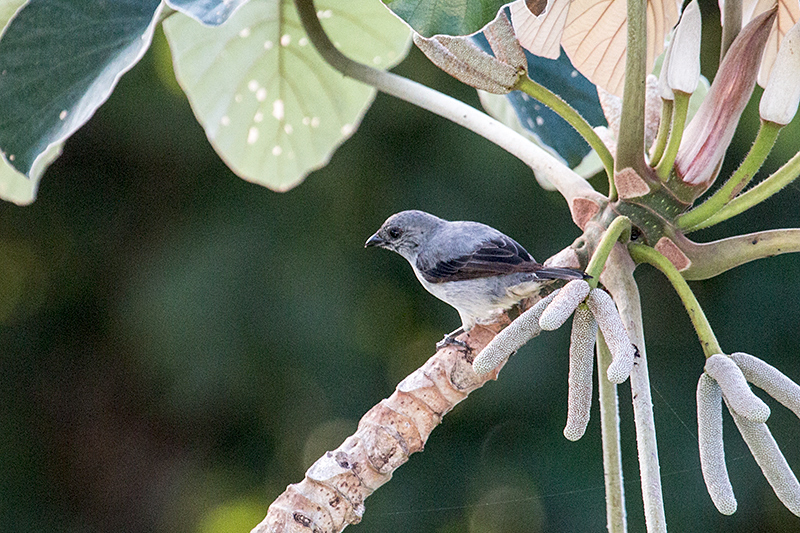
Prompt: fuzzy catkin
<box><xmin>539</xmin><ymin>279</ymin><xmax>590</xmax><ymax>331</ymax></box>
<box><xmin>697</xmin><ymin>373</ymin><xmax>737</xmax><ymax>515</ymax></box>
<box><xmin>472</xmin><ymin>291</ymin><xmax>559</xmax><ymax>375</ymax></box>
<box><xmin>564</xmin><ymin>306</ymin><xmax>597</xmax><ymax>441</ymax></box>
<box><xmin>585</xmin><ymin>288</ymin><xmax>634</xmax><ymax>384</ymax></box>
<box><xmin>705</xmin><ymin>354</ymin><xmax>770</xmax><ymax>423</ymax></box>
<box><xmin>728</xmin><ymin>404</ymin><xmax>800</xmax><ymax>516</ymax></box>
<box><xmin>729</xmin><ymin>352</ymin><xmax>800</xmax><ymax>420</ymax></box>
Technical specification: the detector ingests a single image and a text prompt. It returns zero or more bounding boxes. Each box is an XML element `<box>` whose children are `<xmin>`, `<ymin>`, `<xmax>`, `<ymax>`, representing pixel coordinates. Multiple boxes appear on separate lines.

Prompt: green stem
<box><xmin>720</xmin><ymin>0</ymin><xmax>742</xmax><ymax>61</ymax></box>
<box><xmin>670</xmin><ymin>229</ymin><xmax>800</xmax><ymax>280</ymax></box>
<box><xmin>294</xmin><ymin>0</ymin><xmax>604</xmax><ymax>207</ymax></box>
<box><xmin>601</xmin><ymin>248</ymin><xmax>665</xmax><ymax>533</ymax></box>
<box><xmin>655</xmin><ymin>91</ymin><xmax>690</xmax><ymax>180</ymax></box>
<box><xmin>681</xmin><ymin>135</ymin><xmax>800</xmax><ymax>231</ymax></box>
<box><xmin>585</xmin><ymin>216</ymin><xmax>632</xmax><ymax>286</ymax></box>
<box><xmin>678</xmin><ymin>120</ymin><xmax>781</xmax><ymax>231</ymax></box>
<box><xmin>628</xmin><ymin>244</ymin><xmax>722</xmax><ymax>357</ymax></box>
<box><xmin>597</xmin><ymin>332</ymin><xmax>627</xmax><ymax>533</ymax></box>
<box><xmin>649</xmin><ymin>99</ymin><xmax>673</xmax><ymax>167</ymax></box>
<box><xmin>616</xmin><ymin>0</ymin><xmax>648</xmax><ymax>176</ymax></box>
<box><xmin>516</xmin><ymin>76</ymin><xmax>616</xmax><ymax>197</ymax></box>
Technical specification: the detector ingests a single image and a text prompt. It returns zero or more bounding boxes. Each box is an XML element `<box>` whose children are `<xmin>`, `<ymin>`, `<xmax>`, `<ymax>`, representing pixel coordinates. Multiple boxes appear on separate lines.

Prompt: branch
<box><xmin>601</xmin><ymin>244</ymin><xmax>667</xmax><ymax>533</ymax></box>
<box><xmin>251</xmin><ymin>250</ymin><xmax>583</xmax><ymax>532</ymax></box>
<box><xmin>597</xmin><ymin>331</ymin><xmax>628</xmax><ymax>532</ymax></box>
<box><xmin>294</xmin><ymin>0</ymin><xmax>606</xmax><ymax>226</ymax></box>
<box><xmin>252</xmin><ymin>323</ymin><xmax>505</xmax><ymax>533</ymax></box>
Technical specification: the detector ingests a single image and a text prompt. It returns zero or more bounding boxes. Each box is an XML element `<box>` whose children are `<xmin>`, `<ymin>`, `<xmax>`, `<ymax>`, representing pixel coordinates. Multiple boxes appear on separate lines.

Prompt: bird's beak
<box><xmin>364</xmin><ymin>233</ymin><xmax>385</xmax><ymax>248</ymax></box>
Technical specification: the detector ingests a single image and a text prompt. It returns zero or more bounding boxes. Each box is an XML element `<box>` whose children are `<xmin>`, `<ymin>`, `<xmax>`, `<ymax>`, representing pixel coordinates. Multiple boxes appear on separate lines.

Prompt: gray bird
<box><xmin>365</xmin><ymin>210</ymin><xmax>587</xmax><ymax>346</ymax></box>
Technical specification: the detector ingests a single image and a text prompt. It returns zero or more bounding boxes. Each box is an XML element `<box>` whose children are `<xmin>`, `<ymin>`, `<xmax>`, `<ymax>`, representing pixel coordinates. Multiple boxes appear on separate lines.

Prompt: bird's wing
<box><xmin>416</xmin><ymin>234</ymin><xmax>541</xmax><ymax>283</ymax></box>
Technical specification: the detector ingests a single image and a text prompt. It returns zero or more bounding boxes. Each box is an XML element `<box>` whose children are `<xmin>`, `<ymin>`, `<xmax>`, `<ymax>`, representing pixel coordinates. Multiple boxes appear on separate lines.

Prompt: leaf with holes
<box><xmin>166</xmin><ymin>0</ymin><xmax>249</xmax><ymax>26</ymax></box>
<box><xmin>384</xmin><ymin>0</ymin><xmax>507</xmax><ymax>37</ymax></box>
<box><xmin>0</xmin><ymin>0</ymin><xmax>163</xmax><ymax>177</ymax></box>
<box><xmin>163</xmin><ymin>0</ymin><xmax>411</xmax><ymax>192</ymax></box>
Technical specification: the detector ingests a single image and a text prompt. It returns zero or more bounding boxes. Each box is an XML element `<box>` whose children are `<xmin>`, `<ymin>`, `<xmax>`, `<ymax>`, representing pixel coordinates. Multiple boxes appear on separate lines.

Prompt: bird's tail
<box><xmin>535</xmin><ymin>266</ymin><xmax>590</xmax><ymax>281</ymax></box>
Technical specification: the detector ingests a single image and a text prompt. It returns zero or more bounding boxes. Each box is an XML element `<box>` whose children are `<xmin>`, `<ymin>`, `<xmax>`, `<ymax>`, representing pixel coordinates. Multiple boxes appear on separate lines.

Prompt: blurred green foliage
<box><xmin>1</xmin><ymin>6</ymin><xmax>800</xmax><ymax>532</ymax></box>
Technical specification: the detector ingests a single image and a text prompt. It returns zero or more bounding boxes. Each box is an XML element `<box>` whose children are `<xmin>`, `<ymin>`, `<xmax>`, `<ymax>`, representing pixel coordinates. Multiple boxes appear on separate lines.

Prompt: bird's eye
<box><xmin>388</xmin><ymin>227</ymin><xmax>402</xmax><ymax>239</ymax></box>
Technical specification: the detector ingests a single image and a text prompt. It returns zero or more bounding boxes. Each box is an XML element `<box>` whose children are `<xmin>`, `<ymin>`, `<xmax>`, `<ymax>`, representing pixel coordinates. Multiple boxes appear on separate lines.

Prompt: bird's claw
<box><xmin>436</xmin><ymin>330</ymin><xmax>469</xmax><ymax>351</ymax></box>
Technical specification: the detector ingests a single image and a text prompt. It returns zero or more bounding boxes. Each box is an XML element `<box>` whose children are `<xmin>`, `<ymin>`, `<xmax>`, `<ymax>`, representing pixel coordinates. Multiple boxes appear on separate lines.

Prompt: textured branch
<box><xmin>730</xmin><ymin>352</ymin><xmax>800</xmax><ymax>419</ymax></box>
<box><xmin>601</xmin><ymin>244</ymin><xmax>667</xmax><ymax>533</ymax></box>
<box><xmin>705</xmin><ymin>354</ymin><xmax>770</xmax><ymax>423</ymax></box>
<box><xmin>728</xmin><ymin>404</ymin><xmax>800</xmax><ymax>516</ymax></box>
<box><xmin>252</xmin><ymin>323</ymin><xmax>506</xmax><ymax>533</ymax></box>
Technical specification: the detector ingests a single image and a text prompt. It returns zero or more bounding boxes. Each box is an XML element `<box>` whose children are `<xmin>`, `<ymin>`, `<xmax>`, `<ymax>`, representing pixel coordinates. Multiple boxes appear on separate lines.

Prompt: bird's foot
<box><xmin>436</xmin><ymin>328</ymin><xmax>469</xmax><ymax>351</ymax></box>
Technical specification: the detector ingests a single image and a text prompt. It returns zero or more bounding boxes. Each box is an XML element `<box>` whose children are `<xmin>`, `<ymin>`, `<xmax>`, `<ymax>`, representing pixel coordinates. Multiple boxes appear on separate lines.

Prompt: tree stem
<box><xmin>516</xmin><ymin>75</ymin><xmax>615</xmax><ymax>196</ymax></box>
<box><xmin>681</xmin><ymin>138</ymin><xmax>800</xmax><ymax>231</ymax></box>
<box><xmin>601</xmin><ymin>245</ymin><xmax>667</xmax><ymax>533</ymax></box>
<box><xmin>597</xmin><ymin>331</ymin><xmax>628</xmax><ymax>533</ymax></box>
<box><xmin>628</xmin><ymin>244</ymin><xmax>722</xmax><ymax>357</ymax></box>
<box><xmin>615</xmin><ymin>0</ymin><xmax>648</xmax><ymax>176</ymax></box>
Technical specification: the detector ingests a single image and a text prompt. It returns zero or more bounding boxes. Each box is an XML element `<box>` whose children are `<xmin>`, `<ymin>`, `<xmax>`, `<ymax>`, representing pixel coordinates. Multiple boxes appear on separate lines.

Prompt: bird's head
<box><xmin>365</xmin><ymin>210</ymin><xmax>445</xmax><ymax>260</ymax></box>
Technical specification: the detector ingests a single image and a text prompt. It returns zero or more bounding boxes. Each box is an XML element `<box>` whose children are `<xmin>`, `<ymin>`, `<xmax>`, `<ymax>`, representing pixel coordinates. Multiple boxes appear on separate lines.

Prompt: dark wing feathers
<box><xmin>417</xmin><ymin>235</ymin><xmax>553</xmax><ymax>283</ymax></box>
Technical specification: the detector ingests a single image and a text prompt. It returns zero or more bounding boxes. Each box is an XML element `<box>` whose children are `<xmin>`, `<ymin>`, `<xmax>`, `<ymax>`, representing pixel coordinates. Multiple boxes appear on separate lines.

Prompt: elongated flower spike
<box><xmin>539</xmin><ymin>279</ymin><xmax>591</xmax><ymax>330</ymax></box>
<box><xmin>675</xmin><ymin>8</ymin><xmax>777</xmax><ymax>188</ymax></box>
<box><xmin>760</xmin><ymin>20</ymin><xmax>800</xmax><ymax>126</ymax></box>
<box><xmin>729</xmin><ymin>352</ymin><xmax>800</xmax><ymax>420</ymax></box>
<box><xmin>585</xmin><ymin>288</ymin><xmax>635</xmax><ymax>384</ymax></box>
<box><xmin>728</xmin><ymin>405</ymin><xmax>800</xmax><ymax>516</ymax></box>
<box><xmin>564</xmin><ymin>305</ymin><xmax>597</xmax><ymax>441</ymax></box>
<box><xmin>704</xmin><ymin>354</ymin><xmax>770</xmax><ymax>423</ymax></box>
<box><xmin>413</xmin><ymin>12</ymin><xmax>526</xmax><ymax>94</ymax></box>
<box><xmin>472</xmin><ymin>291</ymin><xmax>559</xmax><ymax>374</ymax></box>
<box><xmin>698</xmin><ymin>353</ymin><xmax>800</xmax><ymax>516</ymax></box>
<box><xmin>697</xmin><ymin>373</ymin><xmax>737</xmax><ymax>515</ymax></box>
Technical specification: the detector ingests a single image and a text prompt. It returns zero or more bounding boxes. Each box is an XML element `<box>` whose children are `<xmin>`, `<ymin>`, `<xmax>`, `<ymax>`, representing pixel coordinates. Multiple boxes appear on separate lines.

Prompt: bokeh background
<box><xmin>2</xmin><ymin>3</ymin><xmax>800</xmax><ymax>532</ymax></box>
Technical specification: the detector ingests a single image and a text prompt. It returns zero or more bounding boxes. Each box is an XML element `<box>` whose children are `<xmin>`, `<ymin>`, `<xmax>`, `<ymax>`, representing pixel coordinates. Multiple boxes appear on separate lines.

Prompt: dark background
<box><xmin>1</xmin><ymin>3</ymin><xmax>800</xmax><ymax>532</ymax></box>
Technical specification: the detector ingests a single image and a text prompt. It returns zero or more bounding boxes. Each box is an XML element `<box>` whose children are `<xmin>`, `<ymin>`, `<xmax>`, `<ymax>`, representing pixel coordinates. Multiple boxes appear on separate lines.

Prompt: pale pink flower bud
<box><xmin>675</xmin><ymin>9</ymin><xmax>777</xmax><ymax>187</ymax></box>
<box><xmin>666</xmin><ymin>0</ymin><xmax>702</xmax><ymax>95</ymax></box>
<box><xmin>697</xmin><ymin>373</ymin><xmax>737</xmax><ymax>515</ymax></box>
<box><xmin>705</xmin><ymin>354</ymin><xmax>770</xmax><ymax>423</ymax></box>
<box><xmin>760</xmin><ymin>20</ymin><xmax>800</xmax><ymax>125</ymax></box>
<box><xmin>539</xmin><ymin>279</ymin><xmax>590</xmax><ymax>330</ymax></box>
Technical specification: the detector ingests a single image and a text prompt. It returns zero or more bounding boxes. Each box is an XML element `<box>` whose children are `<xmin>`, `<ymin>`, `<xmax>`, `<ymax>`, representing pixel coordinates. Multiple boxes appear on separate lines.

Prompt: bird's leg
<box><xmin>436</xmin><ymin>327</ymin><xmax>469</xmax><ymax>351</ymax></box>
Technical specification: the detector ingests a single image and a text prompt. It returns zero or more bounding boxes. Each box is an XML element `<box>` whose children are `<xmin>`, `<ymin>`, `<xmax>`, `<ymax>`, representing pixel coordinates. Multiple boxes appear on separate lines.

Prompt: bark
<box><xmin>251</xmin><ymin>321</ymin><xmax>510</xmax><ymax>533</ymax></box>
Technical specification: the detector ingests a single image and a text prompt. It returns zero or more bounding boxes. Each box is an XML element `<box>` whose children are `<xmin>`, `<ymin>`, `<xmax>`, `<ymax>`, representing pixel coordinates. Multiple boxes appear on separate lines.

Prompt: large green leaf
<box><xmin>0</xmin><ymin>0</ymin><xmax>51</xmax><ymax>204</ymax></box>
<box><xmin>384</xmin><ymin>0</ymin><xmax>507</xmax><ymax>37</ymax></box>
<box><xmin>0</xmin><ymin>0</ymin><xmax>162</xmax><ymax>177</ymax></box>
<box><xmin>166</xmin><ymin>0</ymin><xmax>250</xmax><ymax>26</ymax></box>
<box><xmin>163</xmin><ymin>0</ymin><xmax>411</xmax><ymax>192</ymax></box>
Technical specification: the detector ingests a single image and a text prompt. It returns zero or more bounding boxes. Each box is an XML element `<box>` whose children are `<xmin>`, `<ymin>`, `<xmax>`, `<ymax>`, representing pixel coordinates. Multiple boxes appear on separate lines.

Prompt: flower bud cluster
<box><xmin>473</xmin><ymin>280</ymin><xmax>637</xmax><ymax>442</ymax></box>
<box><xmin>697</xmin><ymin>353</ymin><xmax>800</xmax><ymax>517</ymax></box>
